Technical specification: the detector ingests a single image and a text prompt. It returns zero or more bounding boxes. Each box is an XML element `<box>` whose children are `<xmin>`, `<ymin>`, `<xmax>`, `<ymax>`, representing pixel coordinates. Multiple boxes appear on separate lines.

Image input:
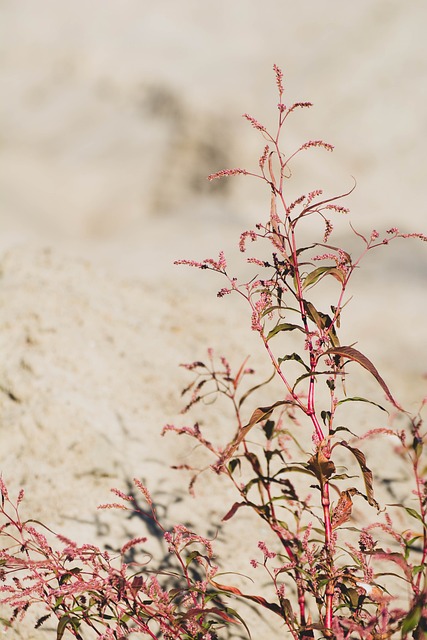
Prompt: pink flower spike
<box><xmin>133</xmin><ymin>478</ymin><xmax>153</xmax><ymax>505</ymax></box>
<box><xmin>239</xmin><ymin>229</ymin><xmax>257</xmax><ymax>252</ymax></box>
<box><xmin>242</xmin><ymin>113</ymin><xmax>266</xmax><ymax>132</ymax></box>
<box><xmin>401</xmin><ymin>232</ymin><xmax>427</xmax><ymax>242</ymax></box>
<box><xmin>259</xmin><ymin>144</ymin><xmax>270</xmax><ymax>169</ymax></box>
<box><xmin>0</xmin><ymin>477</ymin><xmax>9</xmax><ymax>500</ymax></box>
<box><xmin>121</xmin><ymin>537</ymin><xmax>148</xmax><ymax>555</ymax></box>
<box><xmin>97</xmin><ymin>503</ymin><xmax>128</xmax><ymax>510</ymax></box>
<box><xmin>273</xmin><ymin>64</ymin><xmax>284</xmax><ymax>95</ymax></box>
<box><xmin>110</xmin><ymin>488</ymin><xmax>134</xmax><ymax>502</ymax></box>
<box><xmin>258</xmin><ymin>540</ymin><xmax>276</xmax><ymax>559</ymax></box>
<box><xmin>208</xmin><ymin>168</ymin><xmax>248</xmax><ymax>181</ymax></box>
<box><xmin>287</xmin><ymin>102</ymin><xmax>313</xmax><ymax>115</ymax></box>
<box><xmin>300</xmin><ymin>140</ymin><xmax>334</xmax><ymax>152</ymax></box>
<box><xmin>174</xmin><ymin>259</ymin><xmax>206</xmax><ymax>269</ymax></box>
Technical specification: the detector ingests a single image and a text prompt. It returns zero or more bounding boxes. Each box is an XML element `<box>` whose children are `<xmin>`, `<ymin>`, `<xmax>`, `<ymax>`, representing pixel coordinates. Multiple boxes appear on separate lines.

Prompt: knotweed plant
<box><xmin>1</xmin><ymin>66</ymin><xmax>427</xmax><ymax>639</ymax></box>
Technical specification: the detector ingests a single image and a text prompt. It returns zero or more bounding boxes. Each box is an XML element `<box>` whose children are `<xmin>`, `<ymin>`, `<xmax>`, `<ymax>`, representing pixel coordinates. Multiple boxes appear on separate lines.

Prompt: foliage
<box><xmin>1</xmin><ymin>66</ymin><xmax>427</xmax><ymax>639</ymax></box>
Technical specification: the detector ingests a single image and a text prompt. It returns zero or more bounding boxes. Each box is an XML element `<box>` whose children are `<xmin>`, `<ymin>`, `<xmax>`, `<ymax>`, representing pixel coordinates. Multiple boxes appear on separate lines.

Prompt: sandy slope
<box><xmin>0</xmin><ymin>2</ymin><xmax>427</xmax><ymax>638</ymax></box>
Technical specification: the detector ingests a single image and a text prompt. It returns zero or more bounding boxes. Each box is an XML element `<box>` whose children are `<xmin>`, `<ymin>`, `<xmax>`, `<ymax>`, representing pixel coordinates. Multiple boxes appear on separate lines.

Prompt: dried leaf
<box><xmin>331</xmin><ymin>490</ymin><xmax>353</xmax><ymax>529</ymax></box>
<box><xmin>338</xmin><ymin>442</ymin><xmax>379</xmax><ymax>509</ymax></box>
<box><xmin>307</xmin><ymin>450</ymin><xmax>336</xmax><ymax>487</ymax></box>
<box><xmin>225</xmin><ymin>400</ymin><xmax>294</xmax><ymax>459</ymax></box>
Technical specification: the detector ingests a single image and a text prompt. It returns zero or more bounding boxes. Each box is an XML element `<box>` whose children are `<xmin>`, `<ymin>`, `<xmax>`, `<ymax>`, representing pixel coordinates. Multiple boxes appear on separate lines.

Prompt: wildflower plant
<box><xmin>1</xmin><ymin>66</ymin><xmax>427</xmax><ymax>639</ymax></box>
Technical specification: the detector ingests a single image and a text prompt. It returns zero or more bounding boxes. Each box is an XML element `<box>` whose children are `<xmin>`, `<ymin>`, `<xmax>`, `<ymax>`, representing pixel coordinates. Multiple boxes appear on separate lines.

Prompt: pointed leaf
<box><xmin>245</xmin><ymin>452</ymin><xmax>262</xmax><ymax>475</ymax></box>
<box><xmin>186</xmin><ymin>550</ymin><xmax>202</xmax><ymax>567</ymax></box>
<box><xmin>222</xmin><ymin>502</ymin><xmax>248</xmax><ymax>522</ymax></box>
<box><xmin>337</xmin><ymin>396</ymin><xmax>387</xmax><ymax>413</ymax></box>
<box><xmin>401</xmin><ymin>605</ymin><xmax>423</xmax><ymax>635</ymax></box>
<box><xmin>56</xmin><ymin>616</ymin><xmax>79</xmax><ymax>640</ymax></box>
<box><xmin>303</xmin><ymin>266</ymin><xmax>345</xmax><ymax>289</ymax></box>
<box><xmin>322</xmin><ymin>346</ymin><xmax>403</xmax><ymax>410</ymax></box>
<box><xmin>244</xmin><ymin>400</ymin><xmax>296</xmax><ymax>433</ymax></box>
<box><xmin>304</xmin><ymin>303</ymin><xmax>340</xmax><ymax>347</ymax></box>
<box><xmin>220</xmin><ymin>401</ymin><xmax>294</xmax><ymax>464</ymax></box>
<box><xmin>209</xmin><ymin>580</ymin><xmax>282</xmax><ymax>617</ymax></box>
<box><xmin>228</xmin><ymin>458</ymin><xmax>241</xmax><ymax>474</ymax></box>
<box><xmin>266</xmin><ymin>323</ymin><xmax>304</xmax><ymax>341</ymax></box>
<box><xmin>338</xmin><ymin>442</ymin><xmax>378</xmax><ymax>509</ymax></box>
<box><xmin>238</xmin><ymin>370</ymin><xmax>275</xmax><ymax>408</ymax></box>
<box><xmin>222</xmin><ymin>607</ymin><xmax>252</xmax><ymax>638</ymax></box>
<box><xmin>278</xmin><ymin>352</ymin><xmax>310</xmax><ymax>372</ymax></box>
<box><xmin>403</xmin><ymin>506</ymin><xmax>427</xmax><ymax>531</ymax></box>
<box><xmin>304</xmin><ymin>300</ymin><xmax>324</xmax><ymax>330</ymax></box>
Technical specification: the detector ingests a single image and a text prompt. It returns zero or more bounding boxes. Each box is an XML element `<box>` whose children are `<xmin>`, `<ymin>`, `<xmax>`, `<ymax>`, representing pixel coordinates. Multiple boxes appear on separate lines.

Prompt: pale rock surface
<box><xmin>0</xmin><ymin>2</ymin><xmax>426</xmax><ymax>638</ymax></box>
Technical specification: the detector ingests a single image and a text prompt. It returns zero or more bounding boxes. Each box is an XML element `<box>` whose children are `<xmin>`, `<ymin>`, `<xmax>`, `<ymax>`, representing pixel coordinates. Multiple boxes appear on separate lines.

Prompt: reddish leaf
<box><xmin>331</xmin><ymin>490</ymin><xmax>353</xmax><ymax>529</ymax></box>
<box><xmin>337</xmin><ymin>442</ymin><xmax>378</xmax><ymax>509</ymax></box>
<box><xmin>222</xmin><ymin>502</ymin><xmax>248</xmax><ymax>522</ymax></box>
<box><xmin>322</xmin><ymin>346</ymin><xmax>403</xmax><ymax>410</ymax></box>
<box><xmin>307</xmin><ymin>450</ymin><xmax>336</xmax><ymax>487</ymax></box>
<box><xmin>130</xmin><ymin>575</ymin><xmax>144</xmax><ymax>596</ymax></box>
<box><xmin>209</xmin><ymin>580</ymin><xmax>283</xmax><ymax>616</ymax></box>
<box><xmin>220</xmin><ymin>400</ymin><xmax>293</xmax><ymax>463</ymax></box>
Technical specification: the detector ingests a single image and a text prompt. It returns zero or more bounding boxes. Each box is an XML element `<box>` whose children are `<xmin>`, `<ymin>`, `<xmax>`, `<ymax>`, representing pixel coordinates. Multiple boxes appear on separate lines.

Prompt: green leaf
<box><xmin>412</xmin><ymin>565</ymin><xmax>425</xmax><ymax>576</ymax></box>
<box><xmin>405</xmin><ymin>507</ymin><xmax>427</xmax><ymax>531</ymax></box>
<box><xmin>223</xmin><ymin>606</ymin><xmax>252</xmax><ymax>638</ymax></box>
<box><xmin>329</xmin><ymin>424</ymin><xmax>358</xmax><ymax>438</ymax></box>
<box><xmin>266</xmin><ymin>323</ymin><xmax>304</xmax><ymax>341</ymax></box>
<box><xmin>401</xmin><ymin>605</ymin><xmax>422</xmax><ymax>635</ymax></box>
<box><xmin>228</xmin><ymin>458</ymin><xmax>241</xmax><ymax>474</ymax></box>
<box><xmin>336</xmin><ymin>396</ymin><xmax>387</xmax><ymax>413</ymax></box>
<box><xmin>56</xmin><ymin>616</ymin><xmax>80</xmax><ymax>640</ymax></box>
<box><xmin>303</xmin><ymin>302</ymin><xmax>340</xmax><ymax>347</ymax></box>
<box><xmin>304</xmin><ymin>300</ymin><xmax>324</xmax><ymax>329</ymax></box>
<box><xmin>322</xmin><ymin>345</ymin><xmax>403</xmax><ymax>410</ymax></box>
<box><xmin>278</xmin><ymin>352</ymin><xmax>310</xmax><ymax>372</ymax></box>
<box><xmin>303</xmin><ymin>266</ymin><xmax>345</xmax><ymax>289</ymax></box>
<box><xmin>186</xmin><ymin>550</ymin><xmax>202</xmax><ymax>567</ymax></box>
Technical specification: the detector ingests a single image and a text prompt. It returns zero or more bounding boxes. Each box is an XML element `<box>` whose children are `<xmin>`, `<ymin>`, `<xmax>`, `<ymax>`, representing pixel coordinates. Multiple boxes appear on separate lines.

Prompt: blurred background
<box><xmin>1</xmin><ymin>3</ymin><xmax>427</xmax><ymax>636</ymax></box>
<box><xmin>1</xmin><ymin>0</ymin><xmax>427</xmax><ymax>517</ymax></box>
<box><xmin>1</xmin><ymin>1</ymin><xmax>427</xmax><ymax>271</ymax></box>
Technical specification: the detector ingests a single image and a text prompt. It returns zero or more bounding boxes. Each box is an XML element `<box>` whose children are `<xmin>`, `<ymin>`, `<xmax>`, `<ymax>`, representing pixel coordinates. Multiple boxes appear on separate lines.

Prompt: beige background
<box><xmin>1</xmin><ymin>2</ymin><xmax>426</xmax><ymax>637</ymax></box>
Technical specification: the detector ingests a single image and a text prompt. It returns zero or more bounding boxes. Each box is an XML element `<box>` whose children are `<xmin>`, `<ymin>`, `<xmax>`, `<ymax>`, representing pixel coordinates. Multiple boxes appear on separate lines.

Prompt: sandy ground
<box><xmin>1</xmin><ymin>2</ymin><xmax>427</xmax><ymax>638</ymax></box>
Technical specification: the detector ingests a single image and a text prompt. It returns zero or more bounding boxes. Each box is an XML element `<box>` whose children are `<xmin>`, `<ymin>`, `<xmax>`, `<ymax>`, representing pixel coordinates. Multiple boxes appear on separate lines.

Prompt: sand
<box><xmin>0</xmin><ymin>2</ymin><xmax>426</xmax><ymax>638</ymax></box>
